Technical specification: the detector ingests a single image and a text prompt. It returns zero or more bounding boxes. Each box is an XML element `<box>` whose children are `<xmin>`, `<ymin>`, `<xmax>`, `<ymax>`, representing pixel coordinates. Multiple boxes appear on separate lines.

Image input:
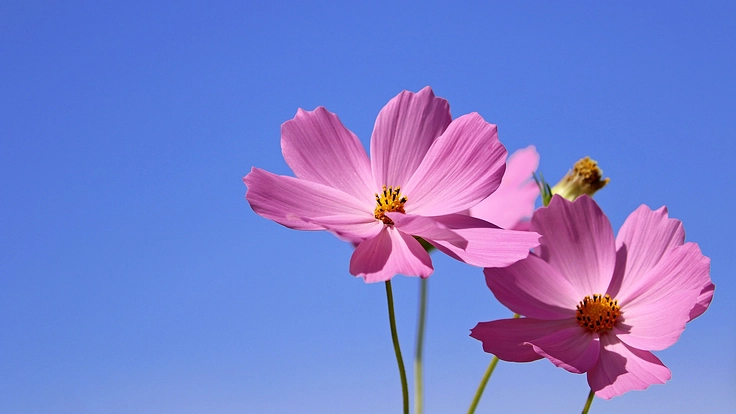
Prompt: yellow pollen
<box><xmin>572</xmin><ymin>157</ymin><xmax>608</xmax><ymax>186</ymax></box>
<box><xmin>550</xmin><ymin>156</ymin><xmax>610</xmax><ymax>202</ymax></box>
<box><xmin>374</xmin><ymin>185</ymin><xmax>407</xmax><ymax>225</ymax></box>
<box><xmin>576</xmin><ymin>294</ymin><xmax>620</xmax><ymax>334</ymax></box>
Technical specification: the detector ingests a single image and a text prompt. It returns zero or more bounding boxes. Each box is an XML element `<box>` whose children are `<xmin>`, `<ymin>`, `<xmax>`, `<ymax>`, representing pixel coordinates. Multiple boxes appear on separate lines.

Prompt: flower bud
<box><xmin>550</xmin><ymin>157</ymin><xmax>610</xmax><ymax>201</ymax></box>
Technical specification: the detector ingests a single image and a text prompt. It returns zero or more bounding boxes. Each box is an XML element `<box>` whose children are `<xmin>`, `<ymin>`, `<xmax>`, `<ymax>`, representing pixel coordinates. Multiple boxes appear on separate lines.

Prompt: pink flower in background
<box><xmin>469</xmin><ymin>145</ymin><xmax>540</xmax><ymax>230</ymax></box>
<box><xmin>471</xmin><ymin>195</ymin><xmax>714</xmax><ymax>398</ymax></box>
<box><xmin>244</xmin><ymin>87</ymin><xmax>540</xmax><ymax>283</ymax></box>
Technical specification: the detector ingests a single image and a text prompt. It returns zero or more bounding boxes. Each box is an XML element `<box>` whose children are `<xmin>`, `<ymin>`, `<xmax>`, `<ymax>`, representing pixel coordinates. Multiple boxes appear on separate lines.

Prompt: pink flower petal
<box><xmin>370</xmin><ymin>87</ymin><xmax>451</xmax><ymax>189</ymax></box>
<box><xmin>532</xmin><ymin>195</ymin><xmax>616</xmax><ymax>298</ymax></box>
<box><xmin>690</xmin><ymin>282</ymin><xmax>715</xmax><ymax>321</ymax></box>
<box><xmin>469</xmin><ymin>146</ymin><xmax>540</xmax><ymax>230</ymax></box>
<box><xmin>426</xmin><ymin>214</ymin><xmax>541</xmax><ymax>268</ymax></box>
<box><xmin>616</xmin><ymin>243</ymin><xmax>711</xmax><ymax>312</ymax></box>
<box><xmin>387</xmin><ymin>213</ymin><xmax>467</xmax><ymax>249</ymax></box>
<box><xmin>349</xmin><ymin>226</ymin><xmax>433</xmax><ymax>283</ymax></box>
<box><xmin>484</xmin><ymin>255</ymin><xmax>580</xmax><ymax>320</ymax></box>
<box><xmin>498</xmin><ymin>145</ymin><xmax>540</xmax><ymax>188</ymax></box>
<box><xmin>403</xmin><ymin>113</ymin><xmax>507</xmax><ymax>216</ymax></box>
<box><xmin>614</xmin><ymin>289</ymin><xmax>699</xmax><ymax>351</ymax></box>
<box><xmin>588</xmin><ymin>335</ymin><xmax>671</xmax><ymax>399</ymax></box>
<box><xmin>281</xmin><ymin>107</ymin><xmax>375</xmax><ymax>204</ymax></box>
<box><xmin>301</xmin><ymin>214</ymin><xmax>383</xmax><ymax>244</ymax></box>
<box><xmin>528</xmin><ymin>326</ymin><xmax>600</xmax><ymax>374</ymax></box>
<box><xmin>244</xmin><ymin>168</ymin><xmax>371</xmax><ymax>233</ymax></box>
<box><xmin>610</xmin><ymin>205</ymin><xmax>685</xmax><ymax>297</ymax></box>
<box><xmin>612</xmin><ymin>243</ymin><xmax>711</xmax><ymax>350</ymax></box>
<box><xmin>470</xmin><ymin>318</ymin><xmax>573</xmax><ymax>362</ymax></box>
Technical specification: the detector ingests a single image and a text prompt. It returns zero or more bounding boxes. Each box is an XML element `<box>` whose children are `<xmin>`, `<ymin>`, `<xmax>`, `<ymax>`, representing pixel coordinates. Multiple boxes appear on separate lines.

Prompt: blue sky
<box><xmin>1</xmin><ymin>1</ymin><xmax>734</xmax><ymax>413</ymax></box>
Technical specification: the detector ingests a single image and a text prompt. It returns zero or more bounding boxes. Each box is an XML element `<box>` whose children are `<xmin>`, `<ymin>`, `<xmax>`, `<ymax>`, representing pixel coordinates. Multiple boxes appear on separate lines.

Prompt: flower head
<box><xmin>244</xmin><ymin>87</ymin><xmax>540</xmax><ymax>282</ymax></box>
<box><xmin>470</xmin><ymin>195</ymin><xmax>714</xmax><ymax>398</ymax></box>
<box><xmin>551</xmin><ymin>156</ymin><xmax>610</xmax><ymax>201</ymax></box>
<box><xmin>469</xmin><ymin>146</ymin><xmax>540</xmax><ymax>230</ymax></box>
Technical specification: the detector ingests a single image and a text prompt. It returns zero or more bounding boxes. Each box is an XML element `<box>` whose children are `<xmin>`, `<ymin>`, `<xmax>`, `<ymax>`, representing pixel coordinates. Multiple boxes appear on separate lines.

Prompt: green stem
<box><xmin>581</xmin><ymin>388</ymin><xmax>595</xmax><ymax>414</ymax></box>
<box><xmin>385</xmin><ymin>280</ymin><xmax>410</xmax><ymax>414</ymax></box>
<box><xmin>414</xmin><ymin>278</ymin><xmax>429</xmax><ymax>414</ymax></box>
<box><xmin>466</xmin><ymin>356</ymin><xmax>500</xmax><ymax>414</ymax></box>
<box><xmin>467</xmin><ymin>313</ymin><xmax>519</xmax><ymax>414</ymax></box>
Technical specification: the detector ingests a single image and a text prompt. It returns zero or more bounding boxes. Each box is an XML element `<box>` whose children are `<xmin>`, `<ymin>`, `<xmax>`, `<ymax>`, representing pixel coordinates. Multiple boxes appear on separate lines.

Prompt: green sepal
<box><xmin>534</xmin><ymin>172</ymin><xmax>553</xmax><ymax>207</ymax></box>
<box><xmin>414</xmin><ymin>236</ymin><xmax>436</xmax><ymax>253</ymax></box>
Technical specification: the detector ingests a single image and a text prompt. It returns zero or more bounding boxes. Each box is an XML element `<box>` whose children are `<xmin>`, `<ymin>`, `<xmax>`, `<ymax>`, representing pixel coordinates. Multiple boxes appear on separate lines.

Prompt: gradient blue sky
<box><xmin>2</xmin><ymin>1</ymin><xmax>735</xmax><ymax>413</ymax></box>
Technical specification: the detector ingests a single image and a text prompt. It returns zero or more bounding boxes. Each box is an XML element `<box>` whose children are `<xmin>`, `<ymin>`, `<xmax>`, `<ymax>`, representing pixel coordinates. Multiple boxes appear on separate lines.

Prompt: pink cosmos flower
<box><xmin>244</xmin><ymin>87</ymin><xmax>540</xmax><ymax>283</ymax></box>
<box><xmin>470</xmin><ymin>195</ymin><xmax>714</xmax><ymax>398</ymax></box>
<box><xmin>469</xmin><ymin>146</ymin><xmax>540</xmax><ymax>230</ymax></box>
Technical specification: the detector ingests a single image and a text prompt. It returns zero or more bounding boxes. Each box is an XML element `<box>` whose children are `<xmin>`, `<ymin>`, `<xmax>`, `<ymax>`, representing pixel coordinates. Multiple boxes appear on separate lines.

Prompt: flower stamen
<box><xmin>374</xmin><ymin>185</ymin><xmax>407</xmax><ymax>225</ymax></box>
<box><xmin>576</xmin><ymin>294</ymin><xmax>620</xmax><ymax>333</ymax></box>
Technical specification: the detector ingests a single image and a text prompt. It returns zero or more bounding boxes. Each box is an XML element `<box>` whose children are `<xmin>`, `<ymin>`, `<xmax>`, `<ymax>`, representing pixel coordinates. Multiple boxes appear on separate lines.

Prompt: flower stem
<box><xmin>385</xmin><ymin>280</ymin><xmax>410</xmax><ymax>414</ymax></box>
<box><xmin>581</xmin><ymin>388</ymin><xmax>595</xmax><ymax>414</ymax></box>
<box><xmin>466</xmin><ymin>355</ymin><xmax>500</xmax><ymax>414</ymax></box>
<box><xmin>467</xmin><ymin>313</ymin><xmax>519</xmax><ymax>414</ymax></box>
<box><xmin>414</xmin><ymin>278</ymin><xmax>429</xmax><ymax>414</ymax></box>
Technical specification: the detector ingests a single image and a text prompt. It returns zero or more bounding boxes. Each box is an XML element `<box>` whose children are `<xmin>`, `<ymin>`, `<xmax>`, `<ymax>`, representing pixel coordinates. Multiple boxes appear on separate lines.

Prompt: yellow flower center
<box><xmin>374</xmin><ymin>185</ymin><xmax>407</xmax><ymax>225</ymax></box>
<box><xmin>575</xmin><ymin>294</ymin><xmax>620</xmax><ymax>333</ymax></box>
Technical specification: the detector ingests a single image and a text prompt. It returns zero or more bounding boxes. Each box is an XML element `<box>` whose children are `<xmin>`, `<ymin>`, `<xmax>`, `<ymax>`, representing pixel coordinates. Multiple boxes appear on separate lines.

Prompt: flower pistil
<box><xmin>576</xmin><ymin>294</ymin><xmax>620</xmax><ymax>333</ymax></box>
<box><xmin>374</xmin><ymin>185</ymin><xmax>407</xmax><ymax>225</ymax></box>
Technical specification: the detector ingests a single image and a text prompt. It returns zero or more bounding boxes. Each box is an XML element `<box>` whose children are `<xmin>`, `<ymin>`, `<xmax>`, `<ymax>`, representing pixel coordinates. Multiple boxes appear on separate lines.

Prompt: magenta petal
<box><xmin>349</xmin><ymin>227</ymin><xmax>433</xmax><ymax>283</ymax></box>
<box><xmin>614</xmin><ymin>288</ymin><xmax>700</xmax><ymax>351</ymax></box>
<box><xmin>427</xmin><ymin>214</ymin><xmax>540</xmax><ymax>268</ymax></box>
<box><xmin>616</xmin><ymin>243</ymin><xmax>711</xmax><ymax>314</ymax></box>
<box><xmin>611</xmin><ymin>205</ymin><xmax>685</xmax><ymax>297</ymax></box>
<box><xmin>388</xmin><ymin>213</ymin><xmax>467</xmax><ymax>249</ymax></box>
<box><xmin>588</xmin><ymin>335</ymin><xmax>671</xmax><ymax>399</ymax></box>
<box><xmin>528</xmin><ymin>326</ymin><xmax>600</xmax><ymax>374</ymax></box>
<box><xmin>470</xmin><ymin>318</ymin><xmax>572</xmax><ymax>362</ymax></box>
<box><xmin>497</xmin><ymin>145</ymin><xmax>540</xmax><ymax>188</ymax></box>
<box><xmin>484</xmin><ymin>255</ymin><xmax>579</xmax><ymax>320</ymax></box>
<box><xmin>469</xmin><ymin>146</ymin><xmax>540</xmax><ymax>229</ymax></box>
<box><xmin>244</xmin><ymin>168</ymin><xmax>371</xmax><ymax>232</ymax></box>
<box><xmin>532</xmin><ymin>195</ymin><xmax>616</xmax><ymax>297</ymax></box>
<box><xmin>301</xmin><ymin>214</ymin><xmax>383</xmax><ymax>244</ymax></box>
<box><xmin>612</xmin><ymin>243</ymin><xmax>711</xmax><ymax>350</ymax></box>
<box><xmin>370</xmin><ymin>87</ymin><xmax>451</xmax><ymax>189</ymax></box>
<box><xmin>403</xmin><ymin>113</ymin><xmax>507</xmax><ymax>216</ymax></box>
<box><xmin>690</xmin><ymin>282</ymin><xmax>715</xmax><ymax>321</ymax></box>
<box><xmin>281</xmin><ymin>107</ymin><xmax>374</xmax><ymax>204</ymax></box>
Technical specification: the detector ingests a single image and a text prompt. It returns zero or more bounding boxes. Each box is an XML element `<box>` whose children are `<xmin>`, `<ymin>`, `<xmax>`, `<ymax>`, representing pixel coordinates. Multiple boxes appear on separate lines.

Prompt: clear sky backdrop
<box><xmin>2</xmin><ymin>1</ymin><xmax>735</xmax><ymax>413</ymax></box>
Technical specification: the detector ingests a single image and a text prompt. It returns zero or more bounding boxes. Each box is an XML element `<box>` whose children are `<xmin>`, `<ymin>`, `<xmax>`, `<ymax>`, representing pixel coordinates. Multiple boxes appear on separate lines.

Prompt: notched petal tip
<box><xmin>370</xmin><ymin>86</ymin><xmax>452</xmax><ymax>190</ymax></box>
<box><xmin>588</xmin><ymin>338</ymin><xmax>671</xmax><ymax>399</ymax></box>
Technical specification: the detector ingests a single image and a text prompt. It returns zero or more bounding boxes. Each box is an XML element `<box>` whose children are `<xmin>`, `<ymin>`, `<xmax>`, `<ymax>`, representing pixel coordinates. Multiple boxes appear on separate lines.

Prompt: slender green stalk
<box><xmin>414</xmin><ymin>278</ymin><xmax>429</xmax><ymax>414</ymax></box>
<box><xmin>466</xmin><ymin>355</ymin><xmax>500</xmax><ymax>414</ymax></box>
<box><xmin>385</xmin><ymin>280</ymin><xmax>410</xmax><ymax>414</ymax></box>
<box><xmin>467</xmin><ymin>314</ymin><xmax>519</xmax><ymax>413</ymax></box>
<box><xmin>581</xmin><ymin>389</ymin><xmax>595</xmax><ymax>414</ymax></box>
